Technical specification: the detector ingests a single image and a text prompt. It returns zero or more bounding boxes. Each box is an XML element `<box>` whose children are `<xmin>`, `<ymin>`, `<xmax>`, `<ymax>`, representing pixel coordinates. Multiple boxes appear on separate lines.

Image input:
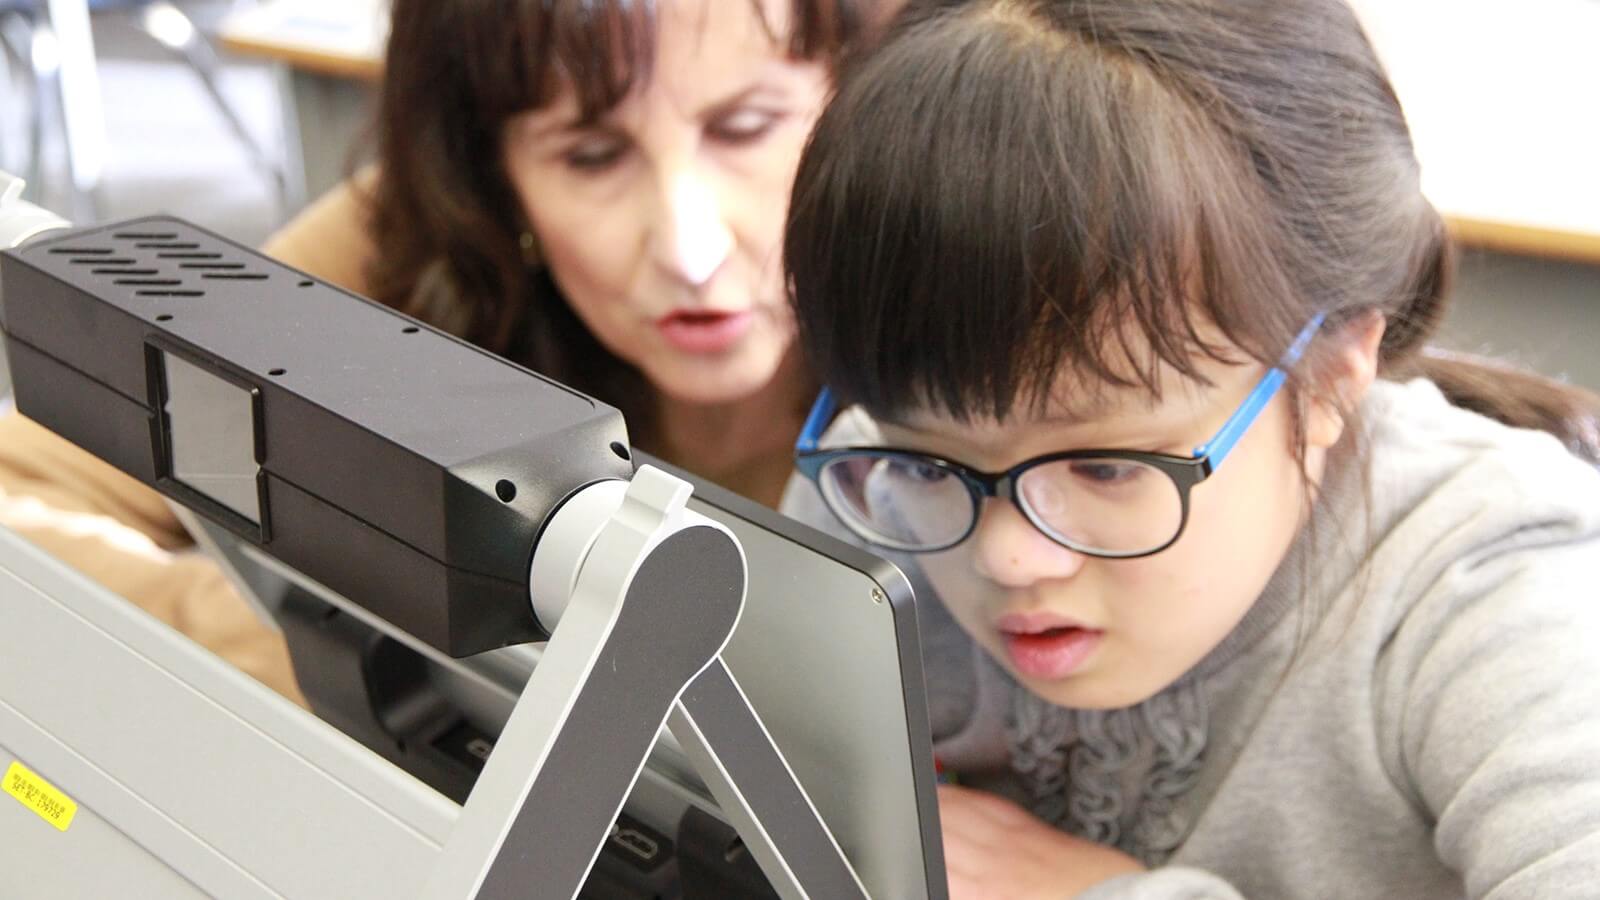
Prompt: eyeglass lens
<box><xmin>818</xmin><ymin>453</ymin><xmax>1184</xmax><ymax>555</ymax></box>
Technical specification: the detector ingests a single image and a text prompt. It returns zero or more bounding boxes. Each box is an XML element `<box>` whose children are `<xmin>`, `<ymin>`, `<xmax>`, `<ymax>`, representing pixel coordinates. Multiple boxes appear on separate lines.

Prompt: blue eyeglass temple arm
<box><xmin>1192</xmin><ymin>313</ymin><xmax>1327</xmax><ymax>470</ymax></box>
<box><xmin>797</xmin><ymin>386</ymin><xmax>839</xmax><ymax>453</ymax></box>
<box><xmin>797</xmin><ymin>313</ymin><xmax>1327</xmax><ymax>463</ymax></box>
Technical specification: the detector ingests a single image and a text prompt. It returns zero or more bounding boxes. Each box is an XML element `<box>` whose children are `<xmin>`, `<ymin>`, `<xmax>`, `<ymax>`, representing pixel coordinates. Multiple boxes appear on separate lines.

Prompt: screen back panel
<box><xmin>685</xmin><ymin>470</ymin><xmax>946</xmax><ymax>900</ymax></box>
<box><xmin>197</xmin><ymin>458</ymin><xmax>948</xmax><ymax>898</ymax></box>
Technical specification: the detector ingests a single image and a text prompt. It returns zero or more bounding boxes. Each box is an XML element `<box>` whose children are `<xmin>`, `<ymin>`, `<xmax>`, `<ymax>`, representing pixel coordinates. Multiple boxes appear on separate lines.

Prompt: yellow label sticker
<box><xmin>4</xmin><ymin>760</ymin><xmax>77</xmax><ymax>832</ymax></box>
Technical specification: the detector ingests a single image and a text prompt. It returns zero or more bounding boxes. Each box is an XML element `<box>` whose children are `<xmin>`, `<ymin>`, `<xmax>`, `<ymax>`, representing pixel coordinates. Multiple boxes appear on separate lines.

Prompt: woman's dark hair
<box><xmin>365</xmin><ymin>0</ymin><xmax>883</xmax><ymax>436</ymax></box>
<box><xmin>785</xmin><ymin>0</ymin><xmax>1600</xmax><ymax>462</ymax></box>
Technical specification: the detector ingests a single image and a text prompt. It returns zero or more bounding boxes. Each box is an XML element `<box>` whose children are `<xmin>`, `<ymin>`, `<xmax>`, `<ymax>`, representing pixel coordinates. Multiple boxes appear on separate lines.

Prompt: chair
<box><xmin>0</xmin><ymin>0</ymin><xmax>287</xmax><ymax>220</ymax></box>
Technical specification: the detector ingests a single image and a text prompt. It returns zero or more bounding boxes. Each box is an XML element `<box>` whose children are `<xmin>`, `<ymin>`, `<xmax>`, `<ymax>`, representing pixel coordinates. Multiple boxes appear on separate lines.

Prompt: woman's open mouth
<box><xmin>656</xmin><ymin>309</ymin><xmax>753</xmax><ymax>354</ymax></box>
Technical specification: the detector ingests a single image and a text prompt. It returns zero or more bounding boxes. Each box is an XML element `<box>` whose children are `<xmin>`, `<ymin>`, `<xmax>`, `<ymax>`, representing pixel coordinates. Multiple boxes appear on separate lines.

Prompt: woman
<box><xmin>270</xmin><ymin>0</ymin><xmax>889</xmax><ymax>504</ymax></box>
<box><xmin>0</xmin><ymin>0</ymin><xmax>890</xmax><ymax>701</ymax></box>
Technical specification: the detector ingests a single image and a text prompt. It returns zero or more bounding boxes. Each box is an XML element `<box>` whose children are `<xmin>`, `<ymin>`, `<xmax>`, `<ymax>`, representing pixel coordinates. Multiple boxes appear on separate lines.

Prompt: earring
<box><xmin>519</xmin><ymin>231</ymin><xmax>540</xmax><ymax>266</ymax></box>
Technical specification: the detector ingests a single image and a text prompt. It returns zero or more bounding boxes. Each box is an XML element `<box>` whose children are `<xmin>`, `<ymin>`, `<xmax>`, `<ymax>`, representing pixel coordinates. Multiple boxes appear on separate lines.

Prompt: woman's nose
<box><xmin>969</xmin><ymin>499</ymin><xmax>1086</xmax><ymax>588</ymax></box>
<box><xmin>651</xmin><ymin>169</ymin><xmax>734</xmax><ymax>287</ymax></box>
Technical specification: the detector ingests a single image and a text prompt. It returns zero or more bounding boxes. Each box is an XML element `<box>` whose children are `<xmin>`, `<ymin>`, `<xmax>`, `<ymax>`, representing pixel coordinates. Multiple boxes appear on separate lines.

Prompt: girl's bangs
<box><xmin>788</xmin><ymin>7</ymin><xmax>1301</xmax><ymax>425</ymax></box>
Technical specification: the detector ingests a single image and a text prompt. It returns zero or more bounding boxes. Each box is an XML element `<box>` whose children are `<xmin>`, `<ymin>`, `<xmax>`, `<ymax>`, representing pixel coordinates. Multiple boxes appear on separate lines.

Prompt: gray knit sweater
<box><xmin>780</xmin><ymin>378</ymin><xmax>1600</xmax><ymax>898</ymax></box>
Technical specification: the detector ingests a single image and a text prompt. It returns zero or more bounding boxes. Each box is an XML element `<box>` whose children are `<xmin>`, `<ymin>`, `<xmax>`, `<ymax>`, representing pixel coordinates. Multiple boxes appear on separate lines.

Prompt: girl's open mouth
<box><xmin>997</xmin><ymin>617</ymin><xmax>1105</xmax><ymax>680</ymax></box>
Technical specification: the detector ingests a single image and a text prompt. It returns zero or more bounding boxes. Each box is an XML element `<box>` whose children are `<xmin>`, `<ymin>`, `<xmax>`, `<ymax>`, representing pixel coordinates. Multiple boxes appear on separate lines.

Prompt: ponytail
<box><xmin>1415</xmin><ymin>349</ymin><xmax>1600</xmax><ymax>465</ymax></box>
<box><xmin>1381</xmin><ymin>208</ymin><xmax>1600</xmax><ymax>464</ymax></box>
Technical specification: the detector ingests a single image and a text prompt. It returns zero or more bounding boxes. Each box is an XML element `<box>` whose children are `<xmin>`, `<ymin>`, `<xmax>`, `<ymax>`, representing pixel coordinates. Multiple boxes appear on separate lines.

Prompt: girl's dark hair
<box><xmin>365</xmin><ymin>0</ymin><xmax>882</xmax><ymax>436</ymax></box>
<box><xmin>785</xmin><ymin>0</ymin><xmax>1600</xmax><ymax>462</ymax></box>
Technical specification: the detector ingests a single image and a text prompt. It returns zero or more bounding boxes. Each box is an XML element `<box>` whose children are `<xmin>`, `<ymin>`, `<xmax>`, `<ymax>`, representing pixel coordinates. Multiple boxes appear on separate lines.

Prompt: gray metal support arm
<box><xmin>424</xmin><ymin>467</ymin><xmax>866</xmax><ymax>899</ymax></box>
<box><xmin>670</xmin><ymin>658</ymin><xmax>869</xmax><ymax>900</ymax></box>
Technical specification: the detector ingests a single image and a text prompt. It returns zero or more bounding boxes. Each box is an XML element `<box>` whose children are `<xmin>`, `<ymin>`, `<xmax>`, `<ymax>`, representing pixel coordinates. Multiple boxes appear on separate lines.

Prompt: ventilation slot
<box><xmin>113</xmin><ymin>231</ymin><xmax>178</xmax><ymax>241</ymax></box>
<box><xmin>45</xmin><ymin>230</ymin><xmax>267</xmax><ymax>292</ymax></box>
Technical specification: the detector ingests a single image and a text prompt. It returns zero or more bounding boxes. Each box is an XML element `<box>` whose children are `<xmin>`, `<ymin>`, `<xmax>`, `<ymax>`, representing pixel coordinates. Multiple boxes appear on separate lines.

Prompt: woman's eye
<box><xmin>564</xmin><ymin>136</ymin><xmax>627</xmax><ymax>171</ymax></box>
<box><xmin>707</xmin><ymin>109</ymin><xmax>780</xmax><ymax>145</ymax></box>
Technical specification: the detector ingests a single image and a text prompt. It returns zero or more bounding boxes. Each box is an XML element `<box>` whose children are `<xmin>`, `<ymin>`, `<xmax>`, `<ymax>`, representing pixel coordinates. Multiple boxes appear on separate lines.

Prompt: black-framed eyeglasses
<box><xmin>793</xmin><ymin>315</ymin><xmax>1325</xmax><ymax>558</ymax></box>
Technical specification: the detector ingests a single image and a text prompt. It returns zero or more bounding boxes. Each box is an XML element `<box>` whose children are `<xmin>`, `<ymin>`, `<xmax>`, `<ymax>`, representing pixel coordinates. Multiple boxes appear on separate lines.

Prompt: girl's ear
<box><xmin>1305</xmin><ymin>310</ymin><xmax>1385</xmax><ymax>450</ymax></box>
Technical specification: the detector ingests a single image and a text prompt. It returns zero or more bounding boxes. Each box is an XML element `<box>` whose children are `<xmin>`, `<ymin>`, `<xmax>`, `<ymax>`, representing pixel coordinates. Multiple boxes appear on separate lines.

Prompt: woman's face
<box><xmin>882</xmin><ymin>344</ymin><xmax>1333</xmax><ymax>710</ymax></box>
<box><xmin>502</xmin><ymin>0</ymin><xmax>829</xmax><ymax>405</ymax></box>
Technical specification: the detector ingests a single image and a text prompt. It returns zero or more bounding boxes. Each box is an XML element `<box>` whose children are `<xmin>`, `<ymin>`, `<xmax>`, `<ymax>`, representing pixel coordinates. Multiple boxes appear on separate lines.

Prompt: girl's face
<box><xmin>887</xmin><ymin>344</ymin><xmax>1331</xmax><ymax>710</ymax></box>
<box><xmin>502</xmin><ymin>0</ymin><xmax>829</xmax><ymax>406</ymax></box>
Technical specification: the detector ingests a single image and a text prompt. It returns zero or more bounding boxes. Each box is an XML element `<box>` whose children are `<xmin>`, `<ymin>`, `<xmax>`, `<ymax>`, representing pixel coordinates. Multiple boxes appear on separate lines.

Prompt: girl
<box><xmin>783</xmin><ymin>0</ymin><xmax>1600</xmax><ymax>897</ymax></box>
<box><xmin>0</xmin><ymin>0</ymin><xmax>889</xmax><ymax>702</ymax></box>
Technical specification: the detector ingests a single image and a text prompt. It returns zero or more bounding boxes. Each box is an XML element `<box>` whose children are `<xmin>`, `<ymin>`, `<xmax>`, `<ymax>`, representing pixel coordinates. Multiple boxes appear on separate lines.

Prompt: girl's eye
<box><xmin>886</xmin><ymin>458</ymin><xmax>950</xmax><ymax>484</ymax></box>
<box><xmin>564</xmin><ymin>136</ymin><xmax>628</xmax><ymax>171</ymax></box>
<box><xmin>707</xmin><ymin>109</ymin><xmax>781</xmax><ymax>145</ymax></box>
<box><xmin>1067</xmin><ymin>460</ymin><xmax>1145</xmax><ymax>485</ymax></box>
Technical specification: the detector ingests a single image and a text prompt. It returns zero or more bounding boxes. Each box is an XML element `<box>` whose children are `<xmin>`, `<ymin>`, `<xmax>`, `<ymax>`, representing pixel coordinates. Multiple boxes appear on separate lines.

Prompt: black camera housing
<box><xmin>0</xmin><ymin>217</ymin><xmax>632</xmax><ymax>656</ymax></box>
